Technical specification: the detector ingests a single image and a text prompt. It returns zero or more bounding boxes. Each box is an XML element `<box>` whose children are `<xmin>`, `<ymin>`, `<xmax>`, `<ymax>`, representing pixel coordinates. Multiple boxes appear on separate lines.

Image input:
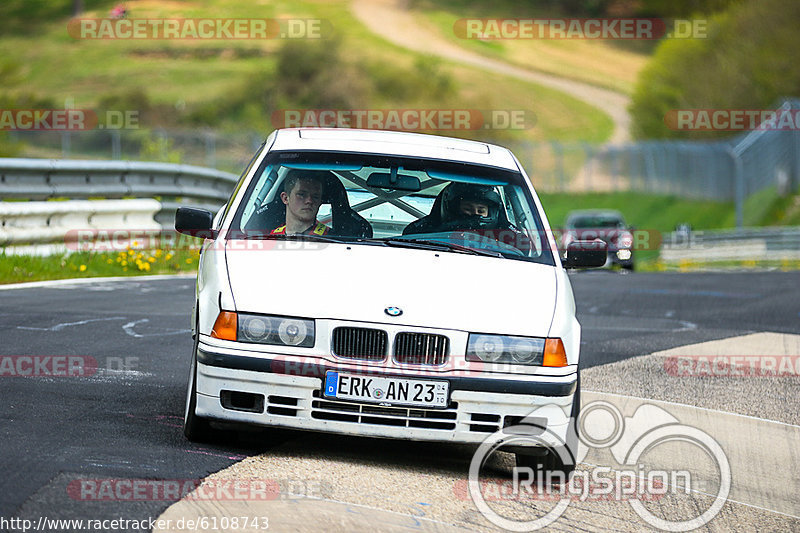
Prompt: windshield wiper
<box><xmin>383</xmin><ymin>238</ymin><xmax>504</xmax><ymax>258</ymax></box>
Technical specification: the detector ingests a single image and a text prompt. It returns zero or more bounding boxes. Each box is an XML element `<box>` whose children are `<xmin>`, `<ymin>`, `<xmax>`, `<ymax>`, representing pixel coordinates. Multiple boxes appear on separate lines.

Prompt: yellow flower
<box><xmin>107</xmin><ymin>259</ymin><xmax>113</xmax><ymax>264</ymax></box>
<box><xmin>79</xmin><ymin>264</ymin><xmax>87</xmax><ymax>272</ymax></box>
<box><xmin>147</xmin><ymin>256</ymin><xmax>156</xmax><ymax>263</ymax></box>
<box><xmin>165</xmin><ymin>253</ymin><xmax>174</xmax><ymax>261</ymax></box>
<box><xmin>186</xmin><ymin>258</ymin><xmax>193</xmax><ymax>264</ymax></box>
<box><xmin>155</xmin><ymin>250</ymin><xmax>163</xmax><ymax>258</ymax></box>
<box><xmin>121</xmin><ymin>260</ymin><xmax>127</xmax><ymax>266</ymax></box>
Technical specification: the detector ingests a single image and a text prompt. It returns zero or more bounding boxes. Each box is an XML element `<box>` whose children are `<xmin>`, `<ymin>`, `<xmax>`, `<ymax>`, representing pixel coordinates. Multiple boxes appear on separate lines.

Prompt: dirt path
<box><xmin>350</xmin><ymin>0</ymin><xmax>631</xmax><ymax>144</ymax></box>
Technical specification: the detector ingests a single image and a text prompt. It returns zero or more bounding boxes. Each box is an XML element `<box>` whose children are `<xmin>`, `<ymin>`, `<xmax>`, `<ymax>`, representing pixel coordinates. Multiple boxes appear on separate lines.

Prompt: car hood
<box><xmin>225</xmin><ymin>242</ymin><xmax>558</xmax><ymax>336</ymax></box>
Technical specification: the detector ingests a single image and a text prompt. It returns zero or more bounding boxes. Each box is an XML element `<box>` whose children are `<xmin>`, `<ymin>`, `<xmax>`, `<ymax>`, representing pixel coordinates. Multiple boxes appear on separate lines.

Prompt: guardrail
<box><xmin>660</xmin><ymin>226</ymin><xmax>800</xmax><ymax>262</ymax></box>
<box><xmin>0</xmin><ymin>158</ymin><xmax>239</xmax><ymax>226</ymax></box>
<box><xmin>0</xmin><ymin>199</ymin><xmax>162</xmax><ymax>256</ymax></box>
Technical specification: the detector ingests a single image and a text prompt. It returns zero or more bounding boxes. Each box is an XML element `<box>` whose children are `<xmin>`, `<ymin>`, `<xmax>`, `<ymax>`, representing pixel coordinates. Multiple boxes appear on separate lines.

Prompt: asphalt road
<box><xmin>0</xmin><ymin>271</ymin><xmax>797</xmax><ymax>531</ymax></box>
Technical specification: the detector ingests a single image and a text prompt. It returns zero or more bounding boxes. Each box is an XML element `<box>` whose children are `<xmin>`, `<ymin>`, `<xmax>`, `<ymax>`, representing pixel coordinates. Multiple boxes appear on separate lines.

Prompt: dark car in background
<box><xmin>563</xmin><ymin>209</ymin><xmax>635</xmax><ymax>270</ymax></box>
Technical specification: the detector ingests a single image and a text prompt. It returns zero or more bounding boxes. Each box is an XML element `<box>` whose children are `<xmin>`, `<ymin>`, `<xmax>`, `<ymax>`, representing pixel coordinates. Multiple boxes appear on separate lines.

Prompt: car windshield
<box><xmin>569</xmin><ymin>215</ymin><xmax>625</xmax><ymax>229</ymax></box>
<box><xmin>228</xmin><ymin>151</ymin><xmax>555</xmax><ymax>265</ymax></box>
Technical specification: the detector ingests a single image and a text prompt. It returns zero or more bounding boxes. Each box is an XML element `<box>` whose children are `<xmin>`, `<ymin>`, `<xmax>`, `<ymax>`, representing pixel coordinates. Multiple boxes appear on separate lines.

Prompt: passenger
<box><xmin>271</xmin><ymin>172</ymin><xmax>330</xmax><ymax>236</ymax></box>
<box><xmin>404</xmin><ymin>183</ymin><xmax>531</xmax><ymax>253</ymax></box>
<box><xmin>439</xmin><ymin>183</ymin><xmax>504</xmax><ymax>231</ymax></box>
<box><xmin>457</xmin><ymin>197</ymin><xmax>491</xmax><ymax>218</ymax></box>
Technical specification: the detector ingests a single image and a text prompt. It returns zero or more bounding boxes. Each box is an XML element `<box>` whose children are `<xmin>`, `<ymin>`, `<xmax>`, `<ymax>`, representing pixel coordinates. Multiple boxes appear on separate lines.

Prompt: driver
<box><xmin>270</xmin><ymin>172</ymin><xmax>330</xmax><ymax>236</ymax></box>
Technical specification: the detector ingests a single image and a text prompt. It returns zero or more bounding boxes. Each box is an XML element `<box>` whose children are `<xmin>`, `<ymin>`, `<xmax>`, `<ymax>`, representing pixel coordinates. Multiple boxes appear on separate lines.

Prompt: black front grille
<box><xmin>310</xmin><ymin>397</ymin><xmax>458</xmax><ymax>430</ymax></box>
<box><xmin>394</xmin><ymin>332</ymin><xmax>449</xmax><ymax>365</ymax></box>
<box><xmin>332</xmin><ymin>327</ymin><xmax>387</xmax><ymax>361</ymax></box>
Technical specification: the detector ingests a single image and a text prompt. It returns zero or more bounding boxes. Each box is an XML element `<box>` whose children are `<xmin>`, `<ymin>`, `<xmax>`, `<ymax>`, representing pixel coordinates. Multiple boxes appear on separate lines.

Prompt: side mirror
<box><xmin>564</xmin><ymin>239</ymin><xmax>607</xmax><ymax>269</ymax></box>
<box><xmin>175</xmin><ymin>207</ymin><xmax>216</xmax><ymax>239</ymax></box>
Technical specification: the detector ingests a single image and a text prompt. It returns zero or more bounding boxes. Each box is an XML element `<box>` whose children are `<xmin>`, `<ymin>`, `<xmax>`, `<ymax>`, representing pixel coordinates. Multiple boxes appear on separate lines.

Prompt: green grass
<box><xmin>539</xmin><ymin>191</ymin><xmax>736</xmax><ymax>232</ymax></box>
<box><xmin>637</xmin><ymin>258</ymin><xmax>800</xmax><ymax>272</ymax></box>
<box><xmin>0</xmin><ymin>245</ymin><xmax>200</xmax><ymax>285</ymax></box>
<box><xmin>0</xmin><ymin>0</ymin><xmax>613</xmax><ymax>146</ymax></box>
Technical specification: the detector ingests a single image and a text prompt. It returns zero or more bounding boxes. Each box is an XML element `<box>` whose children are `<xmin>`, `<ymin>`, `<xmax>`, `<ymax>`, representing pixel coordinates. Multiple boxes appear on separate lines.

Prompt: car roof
<box><xmin>566</xmin><ymin>209</ymin><xmax>625</xmax><ymax>219</ymax></box>
<box><xmin>269</xmin><ymin>128</ymin><xmax>521</xmax><ymax>171</ymax></box>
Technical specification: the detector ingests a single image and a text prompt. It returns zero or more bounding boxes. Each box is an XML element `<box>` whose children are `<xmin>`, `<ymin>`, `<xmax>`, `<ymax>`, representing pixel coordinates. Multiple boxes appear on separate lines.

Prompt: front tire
<box><xmin>515</xmin><ymin>374</ymin><xmax>580</xmax><ymax>481</ymax></box>
<box><xmin>183</xmin><ymin>334</ymin><xmax>214</xmax><ymax>442</ymax></box>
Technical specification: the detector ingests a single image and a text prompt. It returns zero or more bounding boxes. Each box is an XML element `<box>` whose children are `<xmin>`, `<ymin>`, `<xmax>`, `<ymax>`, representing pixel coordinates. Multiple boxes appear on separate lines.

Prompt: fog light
<box><xmin>617</xmin><ymin>249</ymin><xmax>632</xmax><ymax>260</ymax></box>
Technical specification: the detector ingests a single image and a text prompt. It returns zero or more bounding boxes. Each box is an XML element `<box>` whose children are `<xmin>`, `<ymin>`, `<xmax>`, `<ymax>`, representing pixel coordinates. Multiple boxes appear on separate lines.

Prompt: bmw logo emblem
<box><xmin>384</xmin><ymin>306</ymin><xmax>403</xmax><ymax>317</ymax></box>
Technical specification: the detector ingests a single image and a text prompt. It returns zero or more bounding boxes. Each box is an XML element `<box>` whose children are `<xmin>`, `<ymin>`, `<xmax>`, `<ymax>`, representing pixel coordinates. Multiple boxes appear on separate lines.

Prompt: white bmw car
<box><xmin>176</xmin><ymin>128</ymin><xmax>604</xmax><ymax>474</ymax></box>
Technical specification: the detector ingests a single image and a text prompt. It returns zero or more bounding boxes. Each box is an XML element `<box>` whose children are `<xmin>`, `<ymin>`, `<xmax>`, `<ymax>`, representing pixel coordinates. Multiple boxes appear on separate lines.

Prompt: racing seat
<box><xmin>323</xmin><ymin>174</ymin><xmax>373</xmax><ymax>238</ymax></box>
<box><xmin>402</xmin><ymin>191</ymin><xmax>445</xmax><ymax>235</ymax></box>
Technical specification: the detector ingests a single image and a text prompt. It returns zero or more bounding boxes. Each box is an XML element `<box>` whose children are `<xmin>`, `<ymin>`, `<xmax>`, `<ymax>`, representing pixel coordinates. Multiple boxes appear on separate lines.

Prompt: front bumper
<box><xmin>605</xmin><ymin>248</ymin><xmax>634</xmax><ymax>268</ymax></box>
<box><xmin>194</xmin><ymin>340</ymin><xmax>578</xmax><ymax>449</ymax></box>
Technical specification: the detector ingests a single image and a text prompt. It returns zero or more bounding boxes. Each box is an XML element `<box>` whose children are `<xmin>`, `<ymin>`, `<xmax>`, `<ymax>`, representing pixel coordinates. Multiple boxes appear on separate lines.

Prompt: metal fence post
<box><xmin>61</xmin><ymin>132</ymin><xmax>71</xmax><ymax>158</ymax></box>
<box><xmin>111</xmin><ymin>130</ymin><xmax>121</xmax><ymax>160</ymax></box>
<box><xmin>727</xmin><ymin>146</ymin><xmax>744</xmax><ymax>228</ymax></box>
<box><xmin>582</xmin><ymin>142</ymin><xmax>593</xmax><ymax>191</ymax></box>
<box><xmin>794</xmin><ymin>129</ymin><xmax>800</xmax><ymax>192</ymax></box>
<box><xmin>204</xmin><ymin>131</ymin><xmax>216</xmax><ymax>169</ymax></box>
<box><xmin>552</xmin><ymin>141</ymin><xmax>565</xmax><ymax>192</ymax></box>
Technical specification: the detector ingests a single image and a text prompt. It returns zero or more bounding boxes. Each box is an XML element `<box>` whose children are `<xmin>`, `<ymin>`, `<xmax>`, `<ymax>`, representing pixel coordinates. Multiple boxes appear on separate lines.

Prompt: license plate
<box><xmin>323</xmin><ymin>372</ymin><xmax>449</xmax><ymax>408</ymax></box>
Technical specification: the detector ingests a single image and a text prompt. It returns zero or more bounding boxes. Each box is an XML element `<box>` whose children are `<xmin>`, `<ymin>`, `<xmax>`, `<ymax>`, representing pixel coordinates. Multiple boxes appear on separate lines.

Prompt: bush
<box><xmin>630</xmin><ymin>0</ymin><xmax>800</xmax><ymax>139</ymax></box>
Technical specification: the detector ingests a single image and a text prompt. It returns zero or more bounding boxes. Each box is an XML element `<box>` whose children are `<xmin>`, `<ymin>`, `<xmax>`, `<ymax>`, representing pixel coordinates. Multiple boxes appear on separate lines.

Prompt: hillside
<box><xmin>0</xmin><ymin>0</ymin><xmax>658</xmax><ymax>153</ymax></box>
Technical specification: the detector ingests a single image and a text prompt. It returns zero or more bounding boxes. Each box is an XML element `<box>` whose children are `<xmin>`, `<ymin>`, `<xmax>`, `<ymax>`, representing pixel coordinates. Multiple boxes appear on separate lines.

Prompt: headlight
<box><xmin>238</xmin><ymin>313</ymin><xmax>315</xmax><ymax>347</ymax></box>
<box><xmin>618</xmin><ymin>231</ymin><xmax>633</xmax><ymax>248</ymax></box>
<box><xmin>467</xmin><ymin>334</ymin><xmax>545</xmax><ymax>365</ymax></box>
